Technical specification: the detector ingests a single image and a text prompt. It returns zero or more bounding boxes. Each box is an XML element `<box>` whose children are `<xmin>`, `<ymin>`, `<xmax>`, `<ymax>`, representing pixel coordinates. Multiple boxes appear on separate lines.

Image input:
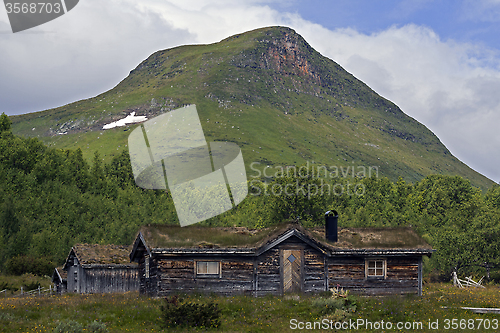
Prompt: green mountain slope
<box><xmin>10</xmin><ymin>26</ymin><xmax>494</xmax><ymax>190</ymax></box>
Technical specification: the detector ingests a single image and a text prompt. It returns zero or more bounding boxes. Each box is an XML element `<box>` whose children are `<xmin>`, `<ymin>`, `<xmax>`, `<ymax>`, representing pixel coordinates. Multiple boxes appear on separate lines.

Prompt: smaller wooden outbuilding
<box><xmin>51</xmin><ymin>267</ymin><xmax>67</xmax><ymax>294</ymax></box>
<box><xmin>130</xmin><ymin>222</ymin><xmax>434</xmax><ymax>297</ymax></box>
<box><xmin>63</xmin><ymin>244</ymin><xmax>139</xmax><ymax>294</ymax></box>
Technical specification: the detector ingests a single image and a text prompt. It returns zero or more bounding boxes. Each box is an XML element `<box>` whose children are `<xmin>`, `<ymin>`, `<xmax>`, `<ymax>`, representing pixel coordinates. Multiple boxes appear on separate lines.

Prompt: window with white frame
<box><xmin>196</xmin><ymin>261</ymin><xmax>220</xmax><ymax>276</ymax></box>
<box><xmin>145</xmin><ymin>256</ymin><xmax>150</xmax><ymax>279</ymax></box>
<box><xmin>366</xmin><ymin>259</ymin><xmax>385</xmax><ymax>278</ymax></box>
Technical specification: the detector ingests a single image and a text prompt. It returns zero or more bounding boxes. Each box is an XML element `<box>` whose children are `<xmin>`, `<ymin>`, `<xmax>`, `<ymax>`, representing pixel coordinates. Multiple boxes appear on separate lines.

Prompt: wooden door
<box><xmin>282</xmin><ymin>249</ymin><xmax>302</xmax><ymax>293</ymax></box>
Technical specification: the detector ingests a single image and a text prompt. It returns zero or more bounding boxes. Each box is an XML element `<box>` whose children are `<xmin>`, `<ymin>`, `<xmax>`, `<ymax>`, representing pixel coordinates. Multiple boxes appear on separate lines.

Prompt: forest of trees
<box><xmin>0</xmin><ymin>113</ymin><xmax>499</xmax><ymax>280</ymax></box>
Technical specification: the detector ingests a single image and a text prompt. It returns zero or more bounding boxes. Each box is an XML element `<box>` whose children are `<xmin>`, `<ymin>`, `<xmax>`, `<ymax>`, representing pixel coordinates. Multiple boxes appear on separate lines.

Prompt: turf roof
<box><xmin>308</xmin><ymin>227</ymin><xmax>432</xmax><ymax>250</ymax></box>
<box><xmin>138</xmin><ymin>224</ymin><xmax>286</xmax><ymax>249</ymax></box>
<box><xmin>138</xmin><ymin>223</ymin><xmax>432</xmax><ymax>250</ymax></box>
<box><xmin>52</xmin><ymin>267</ymin><xmax>67</xmax><ymax>283</ymax></box>
<box><xmin>72</xmin><ymin>244</ymin><xmax>137</xmax><ymax>266</ymax></box>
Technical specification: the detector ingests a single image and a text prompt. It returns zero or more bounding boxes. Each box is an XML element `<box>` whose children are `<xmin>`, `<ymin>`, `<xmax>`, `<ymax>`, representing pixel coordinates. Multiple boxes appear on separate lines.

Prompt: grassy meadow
<box><xmin>1</xmin><ymin>282</ymin><xmax>500</xmax><ymax>332</ymax></box>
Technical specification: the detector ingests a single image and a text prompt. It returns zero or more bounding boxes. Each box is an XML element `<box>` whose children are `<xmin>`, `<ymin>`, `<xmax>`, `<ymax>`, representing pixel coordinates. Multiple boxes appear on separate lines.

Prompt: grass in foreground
<box><xmin>0</xmin><ymin>283</ymin><xmax>499</xmax><ymax>332</ymax></box>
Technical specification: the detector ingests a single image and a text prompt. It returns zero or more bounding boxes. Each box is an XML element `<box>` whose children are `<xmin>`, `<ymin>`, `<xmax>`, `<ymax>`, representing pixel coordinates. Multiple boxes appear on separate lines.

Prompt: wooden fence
<box><xmin>0</xmin><ymin>285</ymin><xmax>55</xmax><ymax>298</ymax></box>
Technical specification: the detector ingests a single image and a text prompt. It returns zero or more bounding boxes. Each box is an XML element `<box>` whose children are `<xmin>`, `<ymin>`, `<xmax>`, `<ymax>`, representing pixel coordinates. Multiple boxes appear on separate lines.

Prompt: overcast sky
<box><xmin>1</xmin><ymin>0</ymin><xmax>499</xmax><ymax>184</ymax></box>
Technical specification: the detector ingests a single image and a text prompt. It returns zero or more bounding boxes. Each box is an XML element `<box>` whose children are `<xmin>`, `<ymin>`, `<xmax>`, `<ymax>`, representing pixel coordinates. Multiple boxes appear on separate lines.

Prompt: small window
<box><xmin>366</xmin><ymin>260</ymin><xmax>385</xmax><ymax>278</ymax></box>
<box><xmin>145</xmin><ymin>256</ymin><xmax>150</xmax><ymax>279</ymax></box>
<box><xmin>196</xmin><ymin>261</ymin><xmax>220</xmax><ymax>276</ymax></box>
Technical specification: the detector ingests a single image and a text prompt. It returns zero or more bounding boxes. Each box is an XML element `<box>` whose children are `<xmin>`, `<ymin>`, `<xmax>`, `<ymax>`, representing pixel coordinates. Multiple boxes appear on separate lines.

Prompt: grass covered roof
<box><xmin>72</xmin><ymin>244</ymin><xmax>137</xmax><ymax>266</ymax></box>
<box><xmin>137</xmin><ymin>223</ymin><xmax>432</xmax><ymax>251</ymax></box>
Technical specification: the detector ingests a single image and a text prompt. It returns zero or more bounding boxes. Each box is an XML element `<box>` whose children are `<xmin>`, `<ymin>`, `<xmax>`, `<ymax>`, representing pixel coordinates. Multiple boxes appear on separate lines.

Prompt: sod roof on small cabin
<box><xmin>56</xmin><ymin>267</ymin><xmax>67</xmax><ymax>279</ymax></box>
<box><xmin>72</xmin><ymin>244</ymin><xmax>137</xmax><ymax>266</ymax></box>
<box><xmin>138</xmin><ymin>224</ymin><xmax>286</xmax><ymax>249</ymax></box>
<box><xmin>138</xmin><ymin>223</ymin><xmax>432</xmax><ymax>250</ymax></box>
<box><xmin>307</xmin><ymin>227</ymin><xmax>432</xmax><ymax>250</ymax></box>
<box><xmin>52</xmin><ymin>267</ymin><xmax>67</xmax><ymax>282</ymax></box>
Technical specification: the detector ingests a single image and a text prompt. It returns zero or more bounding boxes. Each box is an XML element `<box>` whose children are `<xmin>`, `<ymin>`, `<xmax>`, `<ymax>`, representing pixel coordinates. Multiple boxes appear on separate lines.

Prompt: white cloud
<box><xmin>461</xmin><ymin>0</ymin><xmax>500</xmax><ymax>22</ymax></box>
<box><xmin>0</xmin><ymin>0</ymin><xmax>195</xmax><ymax>114</ymax></box>
<box><xmin>0</xmin><ymin>0</ymin><xmax>499</xmax><ymax>182</ymax></box>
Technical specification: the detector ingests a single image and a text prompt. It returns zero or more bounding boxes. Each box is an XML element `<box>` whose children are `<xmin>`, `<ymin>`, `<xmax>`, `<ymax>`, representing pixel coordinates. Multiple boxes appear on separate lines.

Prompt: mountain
<box><xmin>10</xmin><ymin>26</ymin><xmax>494</xmax><ymax>190</ymax></box>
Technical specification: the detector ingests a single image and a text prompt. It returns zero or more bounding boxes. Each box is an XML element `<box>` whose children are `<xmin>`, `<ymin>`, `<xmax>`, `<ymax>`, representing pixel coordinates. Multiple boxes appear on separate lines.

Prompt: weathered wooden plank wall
<box><xmin>66</xmin><ymin>265</ymin><xmax>79</xmax><ymax>293</ymax></box>
<box><xmin>156</xmin><ymin>257</ymin><xmax>254</xmax><ymax>296</ymax></box>
<box><xmin>303</xmin><ymin>248</ymin><xmax>326</xmax><ymax>293</ymax></box>
<box><xmin>328</xmin><ymin>257</ymin><xmax>420</xmax><ymax>295</ymax></box>
<box><xmin>80</xmin><ymin>268</ymin><xmax>139</xmax><ymax>293</ymax></box>
<box><xmin>67</xmin><ymin>265</ymin><xmax>139</xmax><ymax>294</ymax></box>
<box><xmin>255</xmin><ymin>248</ymin><xmax>281</xmax><ymax>296</ymax></box>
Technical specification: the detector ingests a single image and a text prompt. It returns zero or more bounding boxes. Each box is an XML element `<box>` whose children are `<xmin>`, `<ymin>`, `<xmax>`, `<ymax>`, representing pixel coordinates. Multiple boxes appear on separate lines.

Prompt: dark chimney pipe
<box><xmin>325</xmin><ymin>210</ymin><xmax>338</xmax><ymax>242</ymax></box>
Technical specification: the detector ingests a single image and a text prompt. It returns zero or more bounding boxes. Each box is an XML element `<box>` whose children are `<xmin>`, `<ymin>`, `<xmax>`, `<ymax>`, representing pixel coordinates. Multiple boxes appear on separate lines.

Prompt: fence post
<box><xmin>21</xmin><ymin>286</ymin><xmax>23</xmax><ymax>295</ymax></box>
<box><xmin>38</xmin><ymin>285</ymin><xmax>41</xmax><ymax>296</ymax></box>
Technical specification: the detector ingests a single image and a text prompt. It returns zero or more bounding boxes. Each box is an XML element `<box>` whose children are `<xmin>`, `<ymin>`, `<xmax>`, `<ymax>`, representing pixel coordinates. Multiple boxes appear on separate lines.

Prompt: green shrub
<box><xmin>87</xmin><ymin>320</ymin><xmax>108</xmax><ymax>333</ymax></box>
<box><xmin>160</xmin><ymin>295</ymin><xmax>221</xmax><ymax>328</ymax></box>
<box><xmin>23</xmin><ymin>281</ymin><xmax>41</xmax><ymax>292</ymax></box>
<box><xmin>426</xmin><ymin>269</ymin><xmax>451</xmax><ymax>283</ymax></box>
<box><xmin>0</xmin><ymin>281</ymin><xmax>9</xmax><ymax>291</ymax></box>
<box><xmin>53</xmin><ymin>320</ymin><xmax>83</xmax><ymax>333</ymax></box>
<box><xmin>487</xmin><ymin>270</ymin><xmax>500</xmax><ymax>283</ymax></box>
<box><xmin>5</xmin><ymin>255</ymin><xmax>55</xmax><ymax>276</ymax></box>
<box><xmin>312</xmin><ymin>288</ymin><xmax>357</xmax><ymax>316</ymax></box>
<box><xmin>312</xmin><ymin>297</ymin><xmax>345</xmax><ymax>315</ymax></box>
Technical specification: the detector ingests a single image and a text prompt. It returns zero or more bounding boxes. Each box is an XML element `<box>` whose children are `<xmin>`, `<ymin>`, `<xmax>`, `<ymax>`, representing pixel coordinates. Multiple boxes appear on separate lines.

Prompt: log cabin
<box><xmin>62</xmin><ymin>243</ymin><xmax>140</xmax><ymax>293</ymax></box>
<box><xmin>129</xmin><ymin>219</ymin><xmax>434</xmax><ymax>296</ymax></box>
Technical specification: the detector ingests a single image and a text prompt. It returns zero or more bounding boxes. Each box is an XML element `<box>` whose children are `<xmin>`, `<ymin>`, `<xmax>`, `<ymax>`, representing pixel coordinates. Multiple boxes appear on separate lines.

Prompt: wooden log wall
<box><xmin>156</xmin><ymin>256</ymin><xmax>254</xmax><ymax>296</ymax></box>
<box><xmin>303</xmin><ymin>248</ymin><xmax>326</xmax><ymax>293</ymax></box>
<box><xmin>328</xmin><ymin>256</ymin><xmax>420</xmax><ymax>295</ymax></box>
<box><xmin>256</xmin><ymin>248</ymin><xmax>281</xmax><ymax>296</ymax></box>
<box><xmin>138</xmin><ymin>255</ymin><xmax>158</xmax><ymax>296</ymax></box>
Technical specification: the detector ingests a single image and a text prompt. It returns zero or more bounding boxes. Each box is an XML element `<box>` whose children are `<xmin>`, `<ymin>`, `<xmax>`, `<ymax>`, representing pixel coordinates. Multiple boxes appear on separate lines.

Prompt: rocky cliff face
<box><xmin>260</xmin><ymin>29</ymin><xmax>321</xmax><ymax>81</ymax></box>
